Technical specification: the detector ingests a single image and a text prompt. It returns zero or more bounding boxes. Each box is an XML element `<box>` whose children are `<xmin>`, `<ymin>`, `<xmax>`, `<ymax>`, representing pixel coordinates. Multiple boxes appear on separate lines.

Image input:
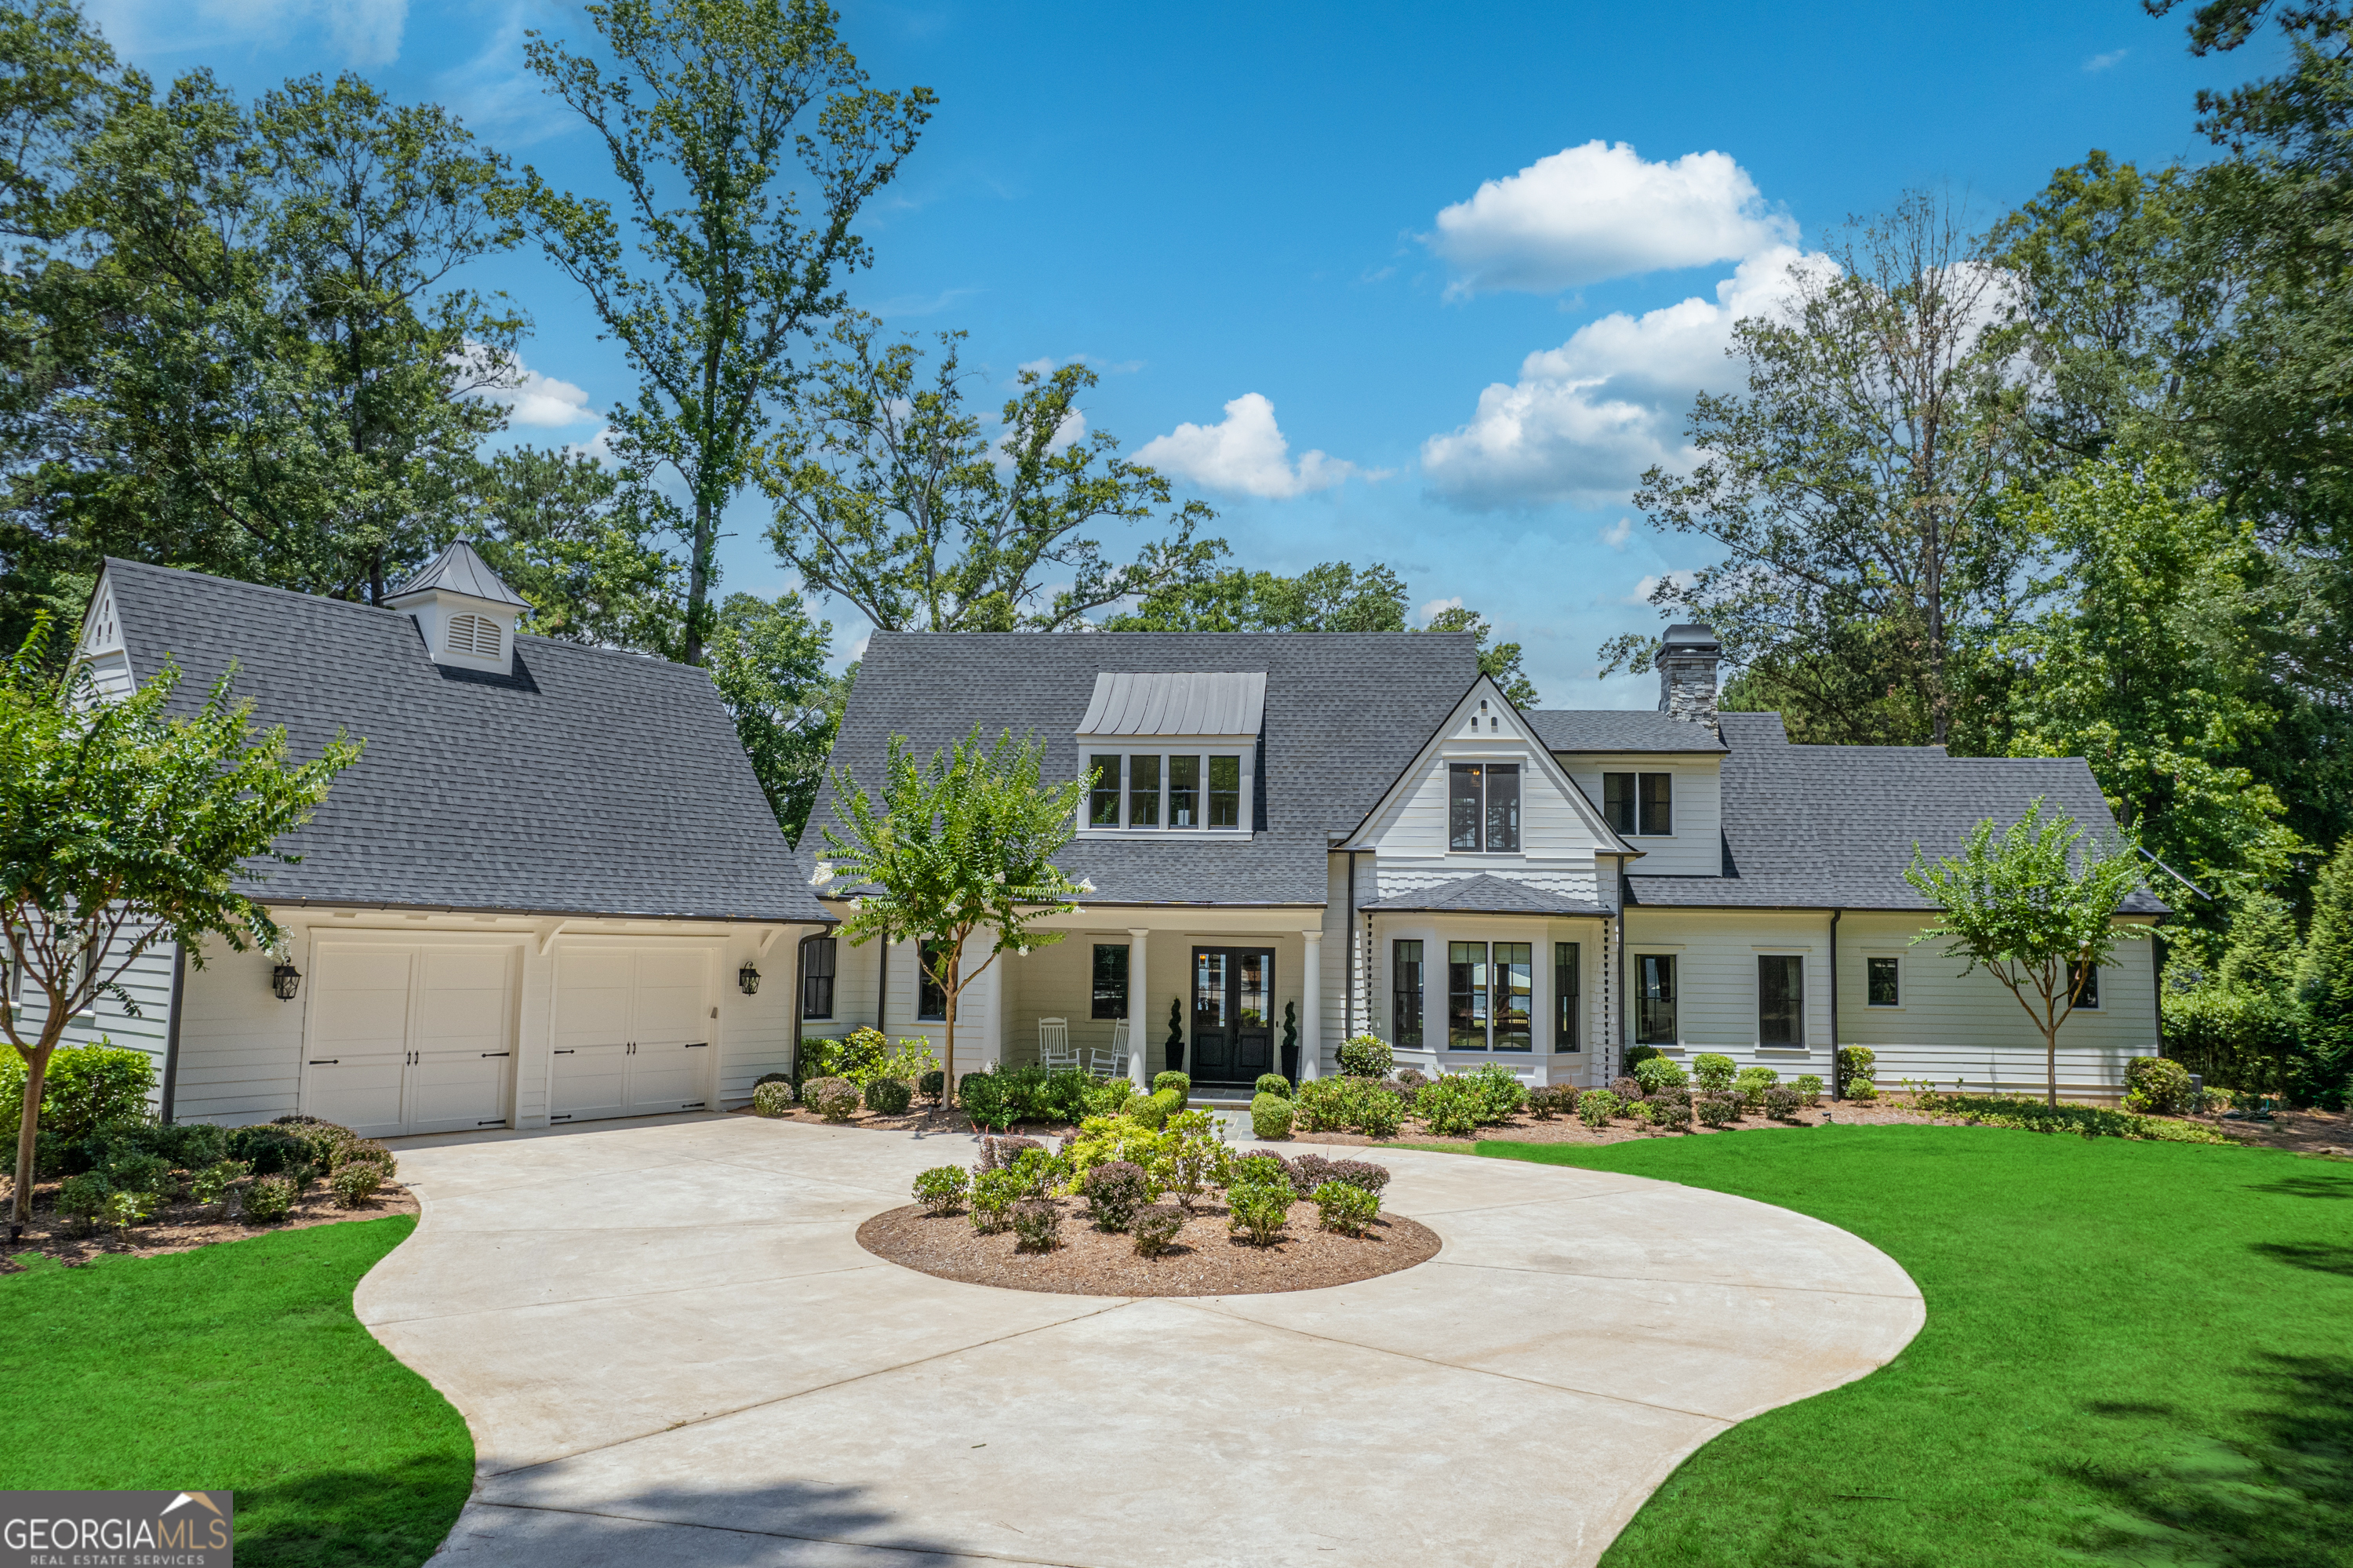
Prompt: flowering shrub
<box><xmin>1577</xmin><ymin>1090</ymin><xmax>1620</xmax><ymax>1129</ymax></box>
<box><xmin>330</xmin><ymin>1163</ymin><xmax>382</xmax><ymax>1207</ymax></box>
<box><xmin>1696</xmin><ymin>1092</ymin><xmax>1741</xmax><ymax>1128</ymax></box>
<box><xmin>752</xmin><ymin>1081</ymin><xmax>795</xmax><ymax>1117</ymax></box>
<box><xmin>1082</xmin><ymin>1160</ymin><xmax>1151</xmax><ymax>1230</ymax></box>
<box><xmin>802</xmin><ymin>1077</ymin><xmax>860</xmax><ymax>1122</ymax></box>
<box><xmin>1009</xmin><ymin>1198</ymin><xmax>1062</xmax><ymax>1251</ymax></box>
<box><xmin>1324</xmin><ymin>1159</ymin><xmax>1390</xmax><ymax>1196</ymax></box>
<box><xmin>242</xmin><ymin>1174</ymin><xmax>296</xmax><ymax>1223</ymax></box>
<box><xmin>1764</xmin><ymin>1086</ymin><xmax>1803</xmax><ymax>1121</ymax></box>
<box><xmin>1060</xmin><ymin>1115</ymin><xmax>1176</xmax><ymax>1193</ymax></box>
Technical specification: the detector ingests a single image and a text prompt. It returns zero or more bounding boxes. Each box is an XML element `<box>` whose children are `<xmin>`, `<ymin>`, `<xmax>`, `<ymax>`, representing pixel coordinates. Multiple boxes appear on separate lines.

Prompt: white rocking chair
<box><xmin>1038</xmin><ymin>1017</ymin><xmax>1079</xmax><ymax>1071</ymax></box>
<box><xmin>1089</xmin><ymin>1019</ymin><xmax>1131</xmax><ymax>1079</ymax></box>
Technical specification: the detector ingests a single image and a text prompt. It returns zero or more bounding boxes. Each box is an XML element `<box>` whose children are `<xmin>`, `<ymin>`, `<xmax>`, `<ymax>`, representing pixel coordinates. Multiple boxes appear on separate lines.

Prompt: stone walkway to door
<box><xmin>362</xmin><ymin>1113</ymin><xmax>1922</xmax><ymax>1568</ymax></box>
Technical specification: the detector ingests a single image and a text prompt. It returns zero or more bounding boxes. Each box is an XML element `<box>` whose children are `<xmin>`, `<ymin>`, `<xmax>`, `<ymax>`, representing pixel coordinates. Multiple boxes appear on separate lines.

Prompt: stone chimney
<box><xmin>1655</xmin><ymin>623</ymin><xmax>1722</xmax><ymax>729</ymax></box>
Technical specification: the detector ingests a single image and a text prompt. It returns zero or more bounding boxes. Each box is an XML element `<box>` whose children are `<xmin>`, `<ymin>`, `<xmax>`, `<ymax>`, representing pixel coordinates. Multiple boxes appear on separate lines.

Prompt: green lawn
<box><xmin>1475</xmin><ymin>1127</ymin><xmax>2353</xmax><ymax>1567</ymax></box>
<box><xmin>0</xmin><ymin>1216</ymin><xmax>471</xmax><ymax>1568</ymax></box>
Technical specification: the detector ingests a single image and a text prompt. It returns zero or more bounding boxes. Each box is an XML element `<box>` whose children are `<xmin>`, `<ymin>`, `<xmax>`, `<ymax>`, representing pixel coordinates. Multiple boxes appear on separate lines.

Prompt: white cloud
<box><xmin>1428</xmin><ymin>140</ymin><xmax>1796</xmax><ymax>297</ymax></box>
<box><xmin>2085</xmin><ymin>47</ymin><xmax>2129</xmax><ymax>72</ymax></box>
<box><xmin>1421</xmin><ymin>246</ymin><xmax>1831</xmax><ymax>508</ymax></box>
<box><xmin>1623</xmin><ymin>569</ymin><xmax>1697</xmax><ymax>606</ymax></box>
<box><xmin>1417</xmin><ymin>595</ymin><xmax>1464</xmax><ymax>624</ymax></box>
<box><xmin>1602</xmin><ymin>518</ymin><xmax>1633</xmax><ymax>551</ymax></box>
<box><xmin>566</xmin><ymin>427</ymin><xmax>617</xmax><ymax>464</ymax></box>
<box><xmin>1133</xmin><ymin>394</ymin><xmax>1358</xmax><ymax>500</ymax></box>
<box><xmin>451</xmin><ymin>341</ymin><xmax>598</xmax><ymax>428</ymax></box>
<box><xmin>87</xmin><ymin>0</ymin><xmax>406</xmax><ymax>64</ymax></box>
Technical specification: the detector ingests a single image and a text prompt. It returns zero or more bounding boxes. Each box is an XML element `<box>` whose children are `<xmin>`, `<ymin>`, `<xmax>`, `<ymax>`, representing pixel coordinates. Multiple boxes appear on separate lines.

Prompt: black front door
<box><xmin>1191</xmin><ymin>948</ymin><xmax>1275</xmax><ymax>1085</ymax></box>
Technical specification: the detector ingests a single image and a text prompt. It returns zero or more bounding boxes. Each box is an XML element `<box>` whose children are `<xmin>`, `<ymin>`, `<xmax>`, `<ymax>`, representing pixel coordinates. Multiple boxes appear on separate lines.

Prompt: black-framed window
<box><xmin>1088</xmin><ymin>754</ymin><xmax>1122</xmax><ymax>826</ymax></box>
<box><xmin>1639</xmin><ymin>773</ymin><xmax>1672</xmax><ymax>835</ymax></box>
<box><xmin>1635</xmin><ymin>954</ymin><xmax>1677</xmax><ymax>1045</ymax></box>
<box><xmin>917</xmin><ymin>940</ymin><xmax>951</xmax><ymax>1020</ymax></box>
<box><xmin>2072</xmin><ymin>962</ymin><xmax>2100</xmax><ymax>1010</ymax></box>
<box><xmin>800</xmin><ymin>937</ymin><xmax>836</xmax><ymax>1020</ymax></box>
<box><xmin>1492</xmin><ymin>942</ymin><xmax>1533</xmax><ymax>1052</ymax></box>
<box><xmin>1169</xmin><ymin>755</ymin><xmax>1201</xmax><ymax>829</ymax></box>
<box><xmin>1129</xmin><ymin>754</ymin><xmax>1162</xmax><ymax>828</ymax></box>
<box><xmin>1092</xmin><ymin>944</ymin><xmax>1129</xmax><ymax>1020</ymax></box>
<box><xmin>1209</xmin><ymin>755</ymin><xmax>1242</xmax><ymax>828</ymax></box>
<box><xmin>1447</xmin><ymin>763</ymin><xmax>1521</xmax><ymax>853</ymax></box>
<box><xmin>1603</xmin><ymin>773</ymin><xmax>1636</xmax><ymax>834</ymax></box>
<box><xmin>1448</xmin><ymin>941</ymin><xmax>1488</xmax><ymax>1048</ymax></box>
<box><xmin>1555</xmin><ymin>941</ymin><xmax>1580</xmax><ymax>1053</ymax></box>
<box><xmin>1867</xmin><ymin>956</ymin><xmax>1900</xmax><ymax>1007</ymax></box>
<box><xmin>1393</xmin><ymin>940</ymin><xmax>1424</xmax><ymax>1049</ymax></box>
<box><xmin>1758</xmin><ymin>954</ymin><xmax>1803</xmax><ymax>1046</ymax></box>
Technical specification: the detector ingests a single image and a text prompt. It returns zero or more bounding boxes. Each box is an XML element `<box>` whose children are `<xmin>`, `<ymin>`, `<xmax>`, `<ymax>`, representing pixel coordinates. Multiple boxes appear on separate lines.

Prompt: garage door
<box><xmin>549</xmin><ymin>946</ymin><xmax>713</xmax><ymax>1122</ymax></box>
<box><xmin>304</xmin><ymin>943</ymin><xmax>515</xmax><ymax>1138</ymax></box>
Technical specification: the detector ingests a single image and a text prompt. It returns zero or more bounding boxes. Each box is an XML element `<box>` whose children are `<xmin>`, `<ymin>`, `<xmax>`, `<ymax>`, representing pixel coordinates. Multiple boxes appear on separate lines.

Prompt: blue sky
<box><xmin>87</xmin><ymin>0</ymin><xmax>2271</xmax><ymax>706</ymax></box>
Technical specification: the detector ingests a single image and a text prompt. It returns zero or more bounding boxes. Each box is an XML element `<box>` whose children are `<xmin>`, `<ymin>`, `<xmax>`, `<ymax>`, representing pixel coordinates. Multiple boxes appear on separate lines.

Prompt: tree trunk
<box><xmin>685</xmin><ymin>495</ymin><xmax>715</xmax><ymax>667</ymax></box>
<box><xmin>9</xmin><ymin>1044</ymin><xmax>53</xmax><ymax>1238</ymax></box>
<box><xmin>2044</xmin><ymin>1021</ymin><xmax>2060</xmax><ymax>1107</ymax></box>
<box><xmin>941</xmin><ymin>946</ymin><xmax>958</xmax><ymax>1112</ymax></box>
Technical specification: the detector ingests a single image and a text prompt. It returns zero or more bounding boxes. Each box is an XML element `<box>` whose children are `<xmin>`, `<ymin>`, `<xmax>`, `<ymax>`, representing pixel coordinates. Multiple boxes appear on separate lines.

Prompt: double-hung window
<box><xmin>1867</xmin><ymin>956</ymin><xmax>1900</xmax><ymax>1007</ymax></box>
<box><xmin>1447</xmin><ymin>764</ymin><xmax>1522</xmax><ymax>853</ymax></box>
<box><xmin>1088</xmin><ymin>755</ymin><xmax>1122</xmax><ymax>826</ymax></box>
<box><xmin>1758</xmin><ymin>955</ymin><xmax>1803</xmax><ymax>1046</ymax></box>
<box><xmin>1603</xmin><ymin>772</ymin><xmax>1673</xmax><ymax>835</ymax></box>
<box><xmin>1635</xmin><ymin>954</ymin><xmax>1677</xmax><ymax>1045</ymax></box>
<box><xmin>1554</xmin><ymin>941</ymin><xmax>1580</xmax><ymax>1053</ymax></box>
<box><xmin>1092</xmin><ymin>944</ymin><xmax>1129</xmax><ymax>1020</ymax></box>
<box><xmin>2071</xmin><ymin>962</ymin><xmax>2101</xmax><ymax>1010</ymax></box>
<box><xmin>800</xmin><ymin>937</ymin><xmax>836</xmax><ymax>1020</ymax></box>
<box><xmin>1393</xmin><ymin>940</ymin><xmax>1424</xmax><ymax>1049</ymax></box>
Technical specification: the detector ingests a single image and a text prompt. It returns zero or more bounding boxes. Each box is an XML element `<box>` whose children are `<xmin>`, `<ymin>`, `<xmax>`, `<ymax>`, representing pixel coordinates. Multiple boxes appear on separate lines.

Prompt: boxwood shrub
<box><xmin>1693</xmin><ymin>1053</ymin><xmax>1738</xmax><ymax>1093</ymax></box>
<box><xmin>912</xmin><ymin>1165</ymin><xmax>969</xmax><ymax>1215</ymax></box>
<box><xmin>1226</xmin><ymin>1181</ymin><xmax>1291</xmax><ymax>1247</ymax></box>
<box><xmin>1152</xmin><ymin>1071</ymin><xmax>1191</xmax><ymax>1109</ymax></box>
<box><xmin>1314</xmin><ymin>1179</ymin><xmax>1379</xmax><ymax>1235</ymax></box>
<box><xmin>751</xmin><ymin>1081</ymin><xmax>795</xmax><ymax>1118</ymax></box>
<box><xmin>802</xmin><ymin>1076</ymin><xmax>860</xmax><ymax>1122</ymax></box>
<box><xmin>863</xmin><ymin>1077</ymin><xmax>914</xmax><ymax>1116</ymax></box>
<box><xmin>1250</xmin><ymin>1093</ymin><xmax>1294</xmax><ymax>1141</ymax></box>
<box><xmin>1335</xmin><ymin>1033</ymin><xmax>1394</xmax><ymax>1079</ymax></box>
<box><xmin>1253</xmin><ymin>1073</ymin><xmax>1292</xmax><ymax>1099</ymax></box>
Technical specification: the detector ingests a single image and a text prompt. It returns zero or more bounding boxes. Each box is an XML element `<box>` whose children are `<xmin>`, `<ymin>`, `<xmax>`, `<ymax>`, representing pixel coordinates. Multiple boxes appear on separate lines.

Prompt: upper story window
<box><xmin>1075</xmin><ymin>670</ymin><xmax>1262</xmax><ymax>837</ymax></box>
<box><xmin>1448</xmin><ymin>763</ymin><xmax>1520</xmax><ymax>853</ymax></box>
<box><xmin>1603</xmin><ymin>771</ymin><xmax>1673</xmax><ymax>835</ymax></box>
<box><xmin>1084</xmin><ymin>749</ymin><xmax>1248</xmax><ymax>832</ymax></box>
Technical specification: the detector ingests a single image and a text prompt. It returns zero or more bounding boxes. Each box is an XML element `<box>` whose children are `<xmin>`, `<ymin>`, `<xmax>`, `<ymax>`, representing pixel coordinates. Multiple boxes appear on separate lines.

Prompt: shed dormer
<box><xmin>387</xmin><ymin>541</ymin><xmax>527</xmax><ymax>675</ymax></box>
<box><xmin>1075</xmin><ymin>671</ymin><xmax>1266</xmax><ymax>835</ymax></box>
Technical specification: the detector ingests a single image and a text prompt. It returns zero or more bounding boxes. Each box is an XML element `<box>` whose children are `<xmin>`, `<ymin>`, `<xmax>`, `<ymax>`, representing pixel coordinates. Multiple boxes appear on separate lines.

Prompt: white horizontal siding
<box><xmin>1562</xmin><ymin>755</ymin><xmax>1722</xmax><ymax>875</ymax></box>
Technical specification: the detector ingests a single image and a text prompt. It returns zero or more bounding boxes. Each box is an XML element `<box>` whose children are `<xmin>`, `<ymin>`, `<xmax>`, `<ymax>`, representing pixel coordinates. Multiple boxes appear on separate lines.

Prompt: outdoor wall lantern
<box><xmin>738</xmin><ymin>961</ymin><xmax>761</xmax><ymax>995</ymax></box>
<box><xmin>271</xmin><ymin>962</ymin><xmax>302</xmax><ymax>1002</ymax></box>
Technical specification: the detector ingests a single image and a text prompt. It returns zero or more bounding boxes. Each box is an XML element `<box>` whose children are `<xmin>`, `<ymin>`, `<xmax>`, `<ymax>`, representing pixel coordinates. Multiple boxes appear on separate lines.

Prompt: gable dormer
<box><xmin>75</xmin><ymin>569</ymin><xmax>136</xmax><ymax>698</ymax></box>
<box><xmin>387</xmin><ymin>541</ymin><xmax>528</xmax><ymax>675</ymax></box>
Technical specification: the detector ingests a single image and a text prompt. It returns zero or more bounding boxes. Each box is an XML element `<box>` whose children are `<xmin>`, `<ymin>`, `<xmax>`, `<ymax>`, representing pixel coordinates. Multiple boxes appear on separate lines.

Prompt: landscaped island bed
<box><xmin>859</xmin><ymin>1195</ymin><xmax>1438</xmax><ymax>1296</ymax></box>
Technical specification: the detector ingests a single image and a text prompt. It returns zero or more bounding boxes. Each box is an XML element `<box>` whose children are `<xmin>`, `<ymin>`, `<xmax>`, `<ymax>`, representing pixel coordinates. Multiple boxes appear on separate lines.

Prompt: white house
<box><xmin>45</xmin><ymin>547</ymin><xmax>831</xmax><ymax>1136</ymax></box>
<box><xmin>798</xmin><ymin>626</ymin><xmax>2167</xmax><ymax>1100</ymax></box>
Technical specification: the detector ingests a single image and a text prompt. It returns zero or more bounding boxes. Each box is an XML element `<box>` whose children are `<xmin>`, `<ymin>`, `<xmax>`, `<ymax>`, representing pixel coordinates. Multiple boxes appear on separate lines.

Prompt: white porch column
<box><xmin>1299</xmin><ymin>927</ymin><xmax>1323</xmax><ymax>1080</ymax></box>
<box><xmin>1129</xmin><ymin>927</ymin><xmax>1151</xmax><ymax>1091</ymax></box>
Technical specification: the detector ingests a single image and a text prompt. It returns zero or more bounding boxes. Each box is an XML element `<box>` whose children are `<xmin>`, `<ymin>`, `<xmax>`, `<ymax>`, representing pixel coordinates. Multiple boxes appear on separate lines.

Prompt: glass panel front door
<box><xmin>1191</xmin><ymin>948</ymin><xmax>1275</xmax><ymax>1083</ymax></box>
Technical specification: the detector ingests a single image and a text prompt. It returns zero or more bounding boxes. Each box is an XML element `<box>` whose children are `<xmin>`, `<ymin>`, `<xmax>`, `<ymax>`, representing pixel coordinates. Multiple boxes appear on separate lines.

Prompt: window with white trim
<box><xmin>1447</xmin><ymin>763</ymin><xmax>1521</xmax><ymax>853</ymax></box>
<box><xmin>1078</xmin><ymin>748</ymin><xmax>1250</xmax><ymax>833</ymax></box>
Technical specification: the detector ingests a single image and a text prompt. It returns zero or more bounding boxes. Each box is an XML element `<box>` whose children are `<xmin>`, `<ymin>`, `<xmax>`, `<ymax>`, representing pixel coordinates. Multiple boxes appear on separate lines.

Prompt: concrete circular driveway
<box><xmin>363</xmin><ymin>1114</ymin><xmax>1922</xmax><ymax>1568</ymax></box>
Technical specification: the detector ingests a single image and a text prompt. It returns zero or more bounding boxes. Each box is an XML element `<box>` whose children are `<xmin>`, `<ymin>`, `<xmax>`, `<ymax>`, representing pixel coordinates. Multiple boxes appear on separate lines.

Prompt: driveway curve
<box><xmin>363</xmin><ymin>1113</ymin><xmax>1922</xmax><ymax>1568</ymax></box>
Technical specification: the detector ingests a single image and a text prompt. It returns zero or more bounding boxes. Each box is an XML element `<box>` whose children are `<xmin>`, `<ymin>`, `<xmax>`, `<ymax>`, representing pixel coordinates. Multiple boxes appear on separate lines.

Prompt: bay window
<box><xmin>1393</xmin><ymin>940</ymin><xmax>1424</xmax><ymax>1049</ymax></box>
<box><xmin>1555</xmin><ymin>941</ymin><xmax>1580</xmax><ymax>1052</ymax></box>
<box><xmin>1446</xmin><ymin>940</ymin><xmax>1532</xmax><ymax>1051</ymax></box>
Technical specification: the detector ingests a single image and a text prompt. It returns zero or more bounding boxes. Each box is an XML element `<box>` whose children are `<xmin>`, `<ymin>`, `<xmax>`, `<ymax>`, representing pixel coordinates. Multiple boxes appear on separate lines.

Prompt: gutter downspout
<box><xmin>876</xmin><ymin>925</ymin><xmax>888</xmax><ymax>1037</ymax></box>
<box><xmin>1614</xmin><ymin>858</ymin><xmax>1627</xmax><ymax>1082</ymax></box>
<box><xmin>1828</xmin><ymin>908</ymin><xmax>1842</xmax><ymax>1103</ymax></box>
<box><xmin>159</xmin><ymin>940</ymin><xmax>187</xmax><ymax>1125</ymax></box>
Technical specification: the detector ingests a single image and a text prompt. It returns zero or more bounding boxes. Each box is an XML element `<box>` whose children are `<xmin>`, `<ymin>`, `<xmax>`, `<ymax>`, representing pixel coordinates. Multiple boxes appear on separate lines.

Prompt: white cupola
<box><xmin>386</xmin><ymin>541</ymin><xmax>529</xmax><ymax>675</ymax></box>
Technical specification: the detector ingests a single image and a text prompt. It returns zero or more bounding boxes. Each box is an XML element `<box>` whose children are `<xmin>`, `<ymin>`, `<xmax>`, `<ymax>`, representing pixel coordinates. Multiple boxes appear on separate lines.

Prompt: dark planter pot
<box><xmin>1280</xmin><ymin>1042</ymin><xmax>1299</xmax><ymax>1081</ymax></box>
<box><xmin>1166</xmin><ymin>1038</ymin><xmax>1185</xmax><ymax>1075</ymax></box>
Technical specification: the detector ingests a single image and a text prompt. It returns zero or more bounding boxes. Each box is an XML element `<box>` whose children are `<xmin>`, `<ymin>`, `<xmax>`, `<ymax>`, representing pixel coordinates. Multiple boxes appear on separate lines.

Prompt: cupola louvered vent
<box><xmin>448</xmin><ymin>613</ymin><xmax>502</xmax><ymax>660</ymax></box>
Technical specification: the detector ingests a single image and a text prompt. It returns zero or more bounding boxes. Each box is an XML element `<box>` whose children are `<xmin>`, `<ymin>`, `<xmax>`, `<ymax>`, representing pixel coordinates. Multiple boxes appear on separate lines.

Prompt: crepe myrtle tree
<box><xmin>2</xmin><ymin>622</ymin><xmax>359</xmax><ymax>1235</ymax></box>
<box><xmin>816</xmin><ymin>728</ymin><xmax>1089</xmax><ymax>1106</ymax></box>
<box><xmin>1904</xmin><ymin>798</ymin><xmax>2151</xmax><ymax>1106</ymax></box>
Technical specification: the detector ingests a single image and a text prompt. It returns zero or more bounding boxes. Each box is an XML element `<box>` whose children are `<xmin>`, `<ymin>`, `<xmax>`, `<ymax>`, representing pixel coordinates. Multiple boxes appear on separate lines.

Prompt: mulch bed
<box><xmin>857</xmin><ymin>1195</ymin><xmax>1441</xmax><ymax>1297</ymax></box>
<box><xmin>1</xmin><ymin>1177</ymin><xmax>419</xmax><ymax>1272</ymax></box>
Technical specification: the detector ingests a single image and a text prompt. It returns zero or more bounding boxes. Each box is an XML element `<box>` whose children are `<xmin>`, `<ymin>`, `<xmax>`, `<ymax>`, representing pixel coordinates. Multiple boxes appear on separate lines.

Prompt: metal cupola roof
<box><xmin>387</xmin><ymin>540</ymin><xmax>529</xmax><ymax>609</ymax></box>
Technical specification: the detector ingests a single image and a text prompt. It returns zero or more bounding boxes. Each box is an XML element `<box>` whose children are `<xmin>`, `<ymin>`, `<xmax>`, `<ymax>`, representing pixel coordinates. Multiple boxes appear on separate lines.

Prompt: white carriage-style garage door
<box><xmin>549</xmin><ymin>946</ymin><xmax>714</xmax><ymax>1123</ymax></box>
<box><xmin>303</xmin><ymin>942</ymin><xmax>516</xmax><ymax>1139</ymax></box>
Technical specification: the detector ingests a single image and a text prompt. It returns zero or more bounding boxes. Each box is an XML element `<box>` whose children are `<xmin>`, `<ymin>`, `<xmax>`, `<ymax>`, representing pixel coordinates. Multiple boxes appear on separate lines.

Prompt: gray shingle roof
<box><xmin>1624</xmin><ymin>711</ymin><xmax>2168</xmax><ymax>913</ymax></box>
<box><xmin>1525</xmin><ymin>709</ymin><xmax>1728</xmax><ymax>753</ymax></box>
<box><xmin>808</xmin><ymin>631</ymin><xmax>1481</xmax><ymax>907</ymax></box>
<box><xmin>1360</xmin><ymin>875</ymin><xmax>1609</xmax><ymax>917</ymax></box>
<box><xmin>101</xmin><ymin>558</ymin><xmax>823</xmax><ymax>922</ymax></box>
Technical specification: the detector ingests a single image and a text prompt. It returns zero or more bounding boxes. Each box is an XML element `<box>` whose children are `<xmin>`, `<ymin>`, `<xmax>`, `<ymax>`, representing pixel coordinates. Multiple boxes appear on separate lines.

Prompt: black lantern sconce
<box><xmin>271</xmin><ymin>962</ymin><xmax>303</xmax><ymax>1002</ymax></box>
<box><xmin>738</xmin><ymin>961</ymin><xmax>761</xmax><ymax>995</ymax></box>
